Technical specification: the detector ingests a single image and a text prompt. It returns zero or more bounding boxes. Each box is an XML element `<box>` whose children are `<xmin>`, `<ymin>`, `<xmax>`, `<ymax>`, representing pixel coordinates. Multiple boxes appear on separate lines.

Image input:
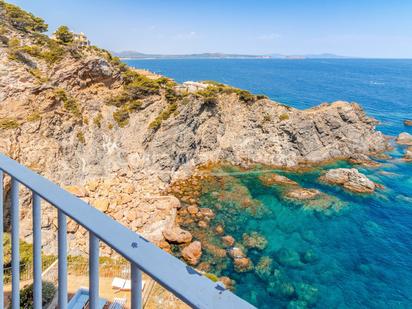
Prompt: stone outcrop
<box><xmin>348</xmin><ymin>154</ymin><xmax>381</xmax><ymax>167</ymax></box>
<box><xmin>320</xmin><ymin>168</ymin><xmax>377</xmax><ymax>193</ymax></box>
<box><xmin>285</xmin><ymin>188</ymin><xmax>321</xmax><ymax>200</ymax></box>
<box><xmin>181</xmin><ymin>241</ymin><xmax>202</xmax><ymax>265</ymax></box>
<box><xmin>258</xmin><ymin>173</ymin><xmax>298</xmax><ymax>186</ymax></box>
<box><xmin>396</xmin><ymin>132</ymin><xmax>412</xmax><ymax>145</ymax></box>
<box><xmin>162</xmin><ymin>226</ymin><xmax>192</xmax><ymax>244</ymax></box>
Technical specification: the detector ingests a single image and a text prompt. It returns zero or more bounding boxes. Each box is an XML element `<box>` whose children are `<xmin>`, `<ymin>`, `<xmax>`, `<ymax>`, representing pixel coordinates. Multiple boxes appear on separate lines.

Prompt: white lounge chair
<box><xmin>111</xmin><ymin>277</ymin><xmax>146</xmax><ymax>291</ymax></box>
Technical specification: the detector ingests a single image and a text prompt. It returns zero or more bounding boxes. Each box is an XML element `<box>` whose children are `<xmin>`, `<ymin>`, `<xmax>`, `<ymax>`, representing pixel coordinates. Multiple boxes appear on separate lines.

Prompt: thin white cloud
<box><xmin>173</xmin><ymin>31</ymin><xmax>197</xmax><ymax>40</ymax></box>
<box><xmin>257</xmin><ymin>33</ymin><xmax>281</xmax><ymax>41</ymax></box>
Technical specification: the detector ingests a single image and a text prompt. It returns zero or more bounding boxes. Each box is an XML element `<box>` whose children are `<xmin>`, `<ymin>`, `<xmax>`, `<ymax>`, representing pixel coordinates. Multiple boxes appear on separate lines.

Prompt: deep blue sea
<box><xmin>126</xmin><ymin>59</ymin><xmax>412</xmax><ymax>308</ymax></box>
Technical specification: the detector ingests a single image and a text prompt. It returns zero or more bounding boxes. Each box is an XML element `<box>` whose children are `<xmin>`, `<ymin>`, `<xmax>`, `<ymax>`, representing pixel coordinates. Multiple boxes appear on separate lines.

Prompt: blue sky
<box><xmin>7</xmin><ymin>0</ymin><xmax>412</xmax><ymax>58</ymax></box>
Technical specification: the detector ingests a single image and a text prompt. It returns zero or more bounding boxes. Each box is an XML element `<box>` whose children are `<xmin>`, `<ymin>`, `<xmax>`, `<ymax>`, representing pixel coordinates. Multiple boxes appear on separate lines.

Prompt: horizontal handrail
<box><xmin>0</xmin><ymin>153</ymin><xmax>254</xmax><ymax>309</ymax></box>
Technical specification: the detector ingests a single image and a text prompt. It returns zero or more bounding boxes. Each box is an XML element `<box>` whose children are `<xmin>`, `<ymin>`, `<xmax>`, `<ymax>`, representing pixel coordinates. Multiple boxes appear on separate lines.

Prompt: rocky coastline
<box><xmin>0</xmin><ymin>1</ymin><xmax>395</xmax><ymax>261</ymax></box>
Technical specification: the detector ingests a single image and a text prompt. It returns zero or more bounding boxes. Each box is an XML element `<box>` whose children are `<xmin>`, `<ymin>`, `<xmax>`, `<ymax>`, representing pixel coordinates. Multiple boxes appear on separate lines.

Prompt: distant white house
<box><xmin>73</xmin><ymin>32</ymin><xmax>90</xmax><ymax>47</ymax></box>
<box><xmin>51</xmin><ymin>30</ymin><xmax>90</xmax><ymax>47</ymax></box>
<box><xmin>175</xmin><ymin>81</ymin><xmax>208</xmax><ymax>93</ymax></box>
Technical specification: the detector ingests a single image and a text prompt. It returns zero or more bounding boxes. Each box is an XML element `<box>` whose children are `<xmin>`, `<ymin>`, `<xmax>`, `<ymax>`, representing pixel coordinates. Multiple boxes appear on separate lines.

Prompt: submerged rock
<box><xmin>295</xmin><ymin>282</ymin><xmax>319</xmax><ymax>306</ymax></box>
<box><xmin>285</xmin><ymin>188</ymin><xmax>321</xmax><ymax>200</ymax></box>
<box><xmin>219</xmin><ymin>276</ymin><xmax>235</xmax><ymax>290</ymax></box>
<box><xmin>242</xmin><ymin>232</ymin><xmax>268</xmax><ymax>250</ymax></box>
<box><xmin>277</xmin><ymin>248</ymin><xmax>304</xmax><ymax>268</ymax></box>
<box><xmin>267</xmin><ymin>280</ymin><xmax>295</xmax><ymax>299</ymax></box>
<box><xmin>255</xmin><ymin>256</ymin><xmax>274</xmax><ymax>281</ymax></box>
<box><xmin>287</xmin><ymin>300</ymin><xmax>308</xmax><ymax>309</ymax></box>
<box><xmin>348</xmin><ymin>154</ymin><xmax>381</xmax><ymax>167</ymax></box>
<box><xmin>259</xmin><ymin>173</ymin><xmax>298</xmax><ymax>186</ymax></box>
<box><xmin>320</xmin><ymin>168</ymin><xmax>377</xmax><ymax>193</ymax></box>
<box><xmin>404</xmin><ymin>147</ymin><xmax>412</xmax><ymax>161</ymax></box>
<box><xmin>181</xmin><ymin>241</ymin><xmax>202</xmax><ymax>265</ymax></box>
<box><xmin>233</xmin><ymin>257</ymin><xmax>254</xmax><ymax>273</ymax></box>
<box><xmin>221</xmin><ymin>235</ymin><xmax>235</xmax><ymax>247</ymax></box>
<box><xmin>162</xmin><ymin>226</ymin><xmax>193</xmax><ymax>244</ymax></box>
<box><xmin>404</xmin><ymin>119</ymin><xmax>412</xmax><ymax>126</ymax></box>
<box><xmin>396</xmin><ymin>132</ymin><xmax>412</xmax><ymax>145</ymax></box>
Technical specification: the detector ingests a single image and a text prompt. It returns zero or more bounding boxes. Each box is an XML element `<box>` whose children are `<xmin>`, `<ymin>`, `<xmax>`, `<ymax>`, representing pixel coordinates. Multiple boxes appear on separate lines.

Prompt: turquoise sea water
<box><xmin>126</xmin><ymin>59</ymin><xmax>412</xmax><ymax>308</ymax></box>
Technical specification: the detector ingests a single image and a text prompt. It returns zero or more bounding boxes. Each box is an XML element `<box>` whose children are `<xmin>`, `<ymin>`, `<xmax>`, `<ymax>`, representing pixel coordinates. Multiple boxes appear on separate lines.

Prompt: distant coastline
<box><xmin>113</xmin><ymin>51</ymin><xmax>350</xmax><ymax>60</ymax></box>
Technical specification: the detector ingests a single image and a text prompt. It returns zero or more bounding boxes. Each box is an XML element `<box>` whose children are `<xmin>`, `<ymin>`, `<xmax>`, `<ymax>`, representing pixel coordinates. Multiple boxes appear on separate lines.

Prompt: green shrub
<box><xmin>18</xmin><ymin>281</ymin><xmax>56</xmax><ymax>309</ymax></box>
<box><xmin>53</xmin><ymin>25</ymin><xmax>73</xmax><ymax>44</ymax></box>
<box><xmin>279</xmin><ymin>113</ymin><xmax>289</xmax><ymax>121</ymax></box>
<box><xmin>93</xmin><ymin>113</ymin><xmax>103</xmax><ymax>128</ymax></box>
<box><xmin>256</xmin><ymin>94</ymin><xmax>268</xmax><ymax>100</ymax></box>
<box><xmin>41</xmin><ymin>39</ymin><xmax>65</xmax><ymax>64</ymax></box>
<box><xmin>7</xmin><ymin>37</ymin><xmax>20</xmax><ymax>48</ymax></box>
<box><xmin>76</xmin><ymin>131</ymin><xmax>85</xmax><ymax>144</ymax></box>
<box><xmin>0</xmin><ymin>118</ymin><xmax>19</xmax><ymax>130</ymax></box>
<box><xmin>263</xmin><ymin>114</ymin><xmax>271</xmax><ymax>122</ymax></box>
<box><xmin>0</xmin><ymin>1</ymin><xmax>48</xmax><ymax>33</ymax></box>
<box><xmin>26</xmin><ymin>111</ymin><xmax>41</xmax><ymax>122</ymax></box>
<box><xmin>149</xmin><ymin>103</ymin><xmax>178</xmax><ymax>130</ymax></box>
<box><xmin>232</xmin><ymin>89</ymin><xmax>255</xmax><ymax>104</ymax></box>
<box><xmin>28</xmin><ymin>68</ymin><xmax>47</xmax><ymax>83</ymax></box>
<box><xmin>0</xmin><ymin>25</ymin><xmax>6</xmax><ymax>35</ymax></box>
<box><xmin>197</xmin><ymin>83</ymin><xmax>256</xmax><ymax>104</ymax></box>
<box><xmin>54</xmin><ymin>88</ymin><xmax>81</xmax><ymax>117</ymax></box>
<box><xmin>113</xmin><ymin>108</ymin><xmax>130</xmax><ymax>128</ymax></box>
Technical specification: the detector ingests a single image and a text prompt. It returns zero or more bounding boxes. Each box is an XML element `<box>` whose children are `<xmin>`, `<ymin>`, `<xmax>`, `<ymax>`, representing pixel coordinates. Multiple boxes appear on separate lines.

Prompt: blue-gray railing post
<box><xmin>11</xmin><ymin>177</ymin><xmax>20</xmax><ymax>309</ymax></box>
<box><xmin>33</xmin><ymin>193</ymin><xmax>42</xmax><ymax>309</ymax></box>
<box><xmin>0</xmin><ymin>170</ymin><xmax>3</xmax><ymax>308</ymax></box>
<box><xmin>89</xmin><ymin>233</ymin><xmax>99</xmax><ymax>309</ymax></box>
<box><xmin>131</xmin><ymin>263</ymin><xmax>142</xmax><ymax>309</ymax></box>
<box><xmin>58</xmin><ymin>210</ymin><xmax>68</xmax><ymax>309</ymax></box>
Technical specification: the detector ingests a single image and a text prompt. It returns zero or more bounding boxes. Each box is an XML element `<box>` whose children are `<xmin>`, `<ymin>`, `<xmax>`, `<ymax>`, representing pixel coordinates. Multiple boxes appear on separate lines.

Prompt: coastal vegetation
<box><xmin>53</xmin><ymin>88</ymin><xmax>81</xmax><ymax>118</ymax></box>
<box><xmin>53</xmin><ymin>25</ymin><xmax>74</xmax><ymax>44</ymax></box>
<box><xmin>198</xmin><ymin>81</ymin><xmax>264</xmax><ymax>104</ymax></box>
<box><xmin>19</xmin><ymin>281</ymin><xmax>56</xmax><ymax>309</ymax></box>
<box><xmin>0</xmin><ymin>0</ymin><xmax>48</xmax><ymax>32</ymax></box>
<box><xmin>3</xmin><ymin>233</ymin><xmax>56</xmax><ymax>284</ymax></box>
<box><xmin>0</xmin><ymin>117</ymin><xmax>19</xmax><ymax>130</ymax></box>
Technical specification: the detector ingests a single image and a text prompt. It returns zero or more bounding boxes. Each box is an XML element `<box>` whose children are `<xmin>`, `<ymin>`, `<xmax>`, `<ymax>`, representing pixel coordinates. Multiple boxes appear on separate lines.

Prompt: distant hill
<box><xmin>113</xmin><ymin>51</ymin><xmax>350</xmax><ymax>60</ymax></box>
<box><xmin>113</xmin><ymin>51</ymin><xmax>270</xmax><ymax>59</ymax></box>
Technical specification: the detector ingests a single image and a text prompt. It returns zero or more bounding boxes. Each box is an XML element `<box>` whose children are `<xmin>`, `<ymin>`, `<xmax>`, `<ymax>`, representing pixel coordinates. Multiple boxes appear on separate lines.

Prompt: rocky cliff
<box><xmin>0</xmin><ymin>1</ymin><xmax>387</xmax><ymax>254</ymax></box>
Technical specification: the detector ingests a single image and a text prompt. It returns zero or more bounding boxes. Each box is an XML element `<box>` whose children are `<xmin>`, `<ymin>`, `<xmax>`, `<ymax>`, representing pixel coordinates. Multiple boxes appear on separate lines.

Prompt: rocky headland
<box><xmin>0</xmin><ymin>1</ymin><xmax>389</xmax><ymax>257</ymax></box>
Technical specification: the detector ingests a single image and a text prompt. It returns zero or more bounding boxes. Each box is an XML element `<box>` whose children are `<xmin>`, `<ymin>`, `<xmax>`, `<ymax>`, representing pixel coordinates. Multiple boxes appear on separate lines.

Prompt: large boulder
<box><xmin>181</xmin><ymin>241</ymin><xmax>202</xmax><ymax>265</ymax></box>
<box><xmin>162</xmin><ymin>226</ymin><xmax>192</xmax><ymax>244</ymax></box>
<box><xmin>320</xmin><ymin>168</ymin><xmax>376</xmax><ymax>193</ymax></box>
<box><xmin>396</xmin><ymin>132</ymin><xmax>412</xmax><ymax>145</ymax></box>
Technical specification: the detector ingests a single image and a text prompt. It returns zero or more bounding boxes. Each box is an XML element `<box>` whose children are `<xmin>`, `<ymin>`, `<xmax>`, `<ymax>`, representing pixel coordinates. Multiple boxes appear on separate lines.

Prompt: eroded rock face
<box><xmin>162</xmin><ymin>226</ymin><xmax>193</xmax><ymax>244</ymax></box>
<box><xmin>320</xmin><ymin>168</ymin><xmax>376</xmax><ymax>193</ymax></box>
<box><xmin>396</xmin><ymin>132</ymin><xmax>412</xmax><ymax>145</ymax></box>
<box><xmin>181</xmin><ymin>241</ymin><xmax>202</xmax><ymax>265</ymax></box>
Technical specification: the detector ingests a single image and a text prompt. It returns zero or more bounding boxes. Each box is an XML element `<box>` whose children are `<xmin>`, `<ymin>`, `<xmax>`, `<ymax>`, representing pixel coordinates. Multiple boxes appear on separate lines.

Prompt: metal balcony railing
<box><xmin>0</xmin><ymin>154</ymin><xmax>254</xmax><ymax>309</ymax></box>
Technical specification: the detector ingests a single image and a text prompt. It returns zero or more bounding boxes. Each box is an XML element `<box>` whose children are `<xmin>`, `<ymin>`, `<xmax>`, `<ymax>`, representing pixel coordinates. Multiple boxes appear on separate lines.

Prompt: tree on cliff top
<box><xmin>0</xmin><ymin>0</ymin><xmax>48</xmax><ymax>32</ymax></box>
<box><xmin>54</xmin><ymin>25</ymin><xmax>74</xmax><ymax>44</ymax></box>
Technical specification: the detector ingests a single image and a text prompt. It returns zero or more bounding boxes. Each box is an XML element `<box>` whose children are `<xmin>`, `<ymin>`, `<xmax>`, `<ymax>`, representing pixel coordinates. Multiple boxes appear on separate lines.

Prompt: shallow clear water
<box><xmin>126</xmin><ymin>59</ymin><xmax>412</xmax><ymax>308</ymax></box>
